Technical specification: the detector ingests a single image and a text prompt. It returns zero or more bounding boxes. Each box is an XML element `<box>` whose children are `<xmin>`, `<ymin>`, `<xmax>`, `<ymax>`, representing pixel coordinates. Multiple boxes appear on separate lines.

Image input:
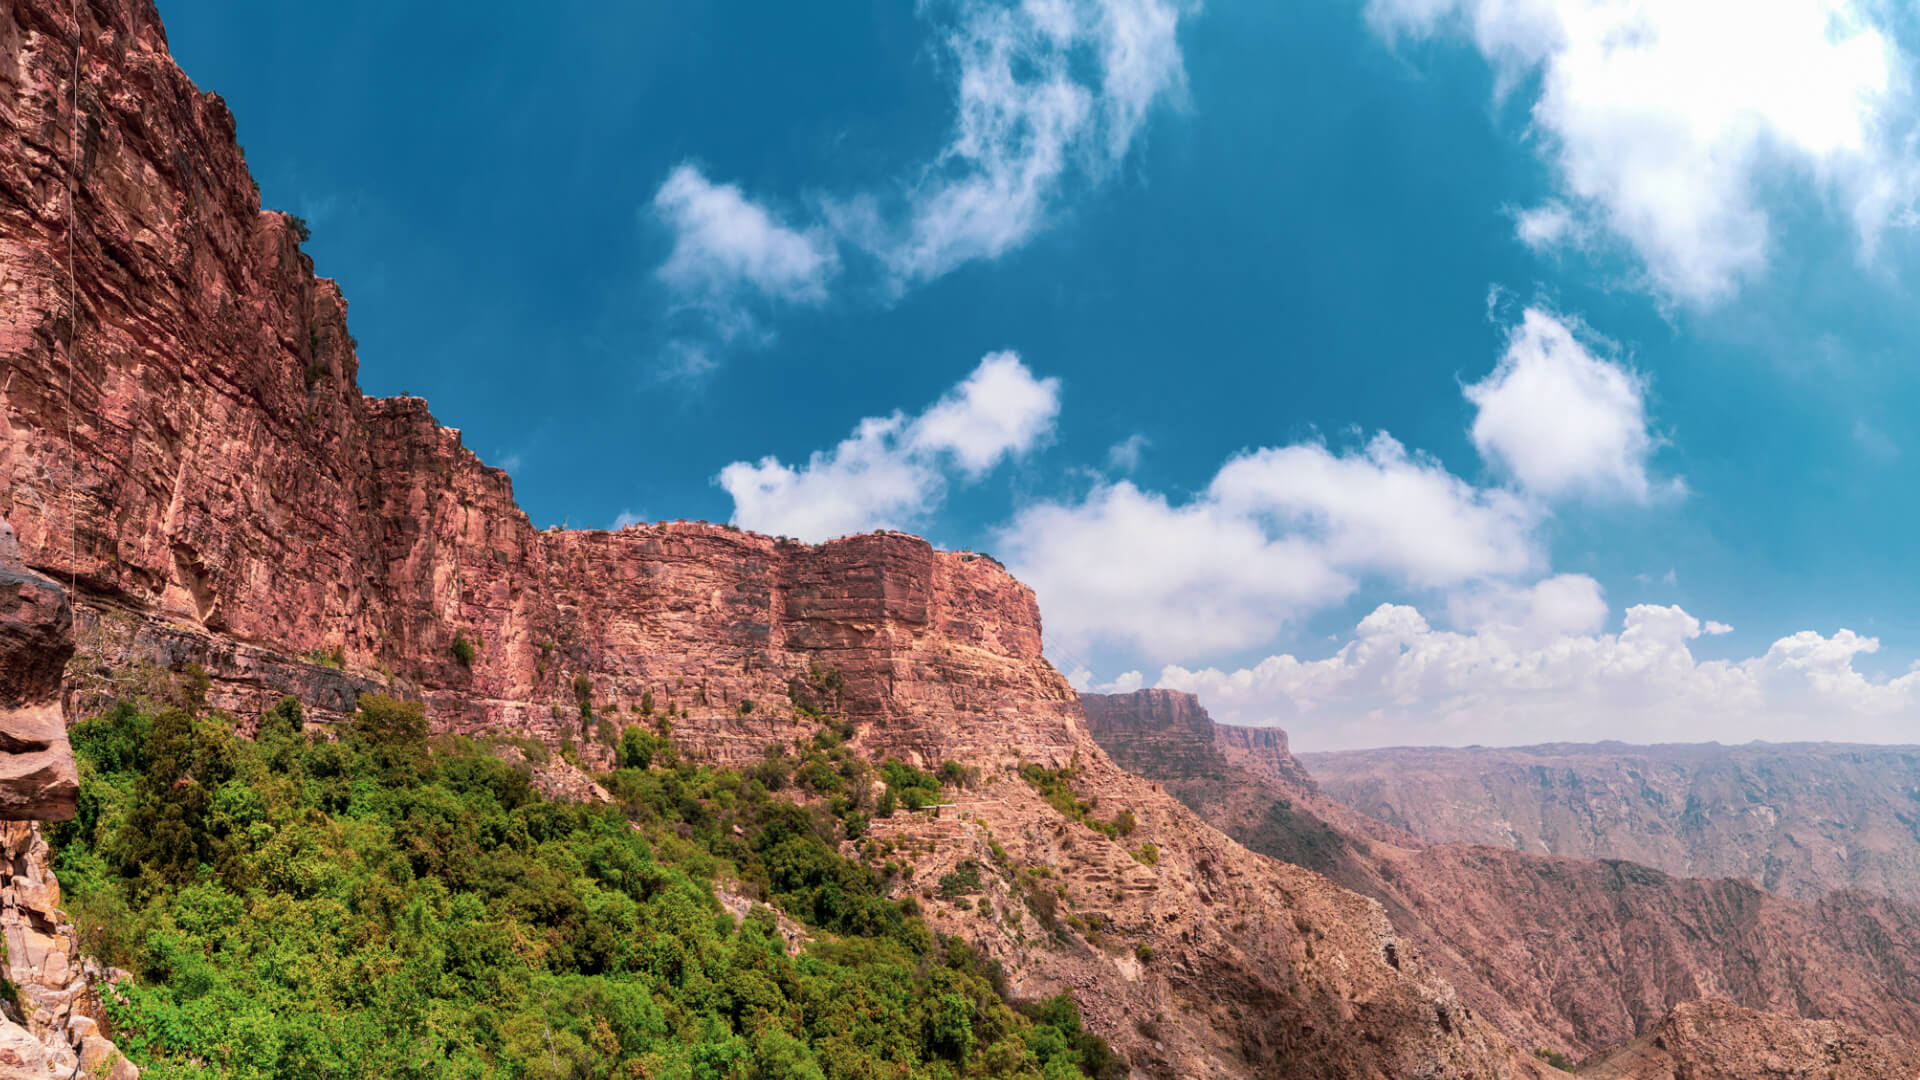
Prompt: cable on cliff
<box><xmin>65</xmin><ymin>0</ymin><xmax>81</xmax><ymax>593</ymax></box>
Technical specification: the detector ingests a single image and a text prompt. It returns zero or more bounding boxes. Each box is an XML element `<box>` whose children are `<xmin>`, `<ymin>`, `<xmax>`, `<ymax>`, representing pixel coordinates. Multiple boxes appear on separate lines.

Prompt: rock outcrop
<box><xmin>0</xmin><ymin>823</ymin><xmax>136</xmax><ymax>1080</ymax></box>
<box><xmin>1301</xmin><ymin>740</ymin><xmax>1920</xmax><ymax>905</ymax></box>
<box><xmin>1084</xmin><ymin>689</ymin><xmax>1920</xmax><ymax>1065</ymax></box>
<box><xmin>0</xmin><ymin>523</ymin><xmax>76</xmax><ymax>820</ymax></box>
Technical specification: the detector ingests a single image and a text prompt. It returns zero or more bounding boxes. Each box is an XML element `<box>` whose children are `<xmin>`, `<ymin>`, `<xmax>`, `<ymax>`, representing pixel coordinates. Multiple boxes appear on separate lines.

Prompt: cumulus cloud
<box><xmin>1444</xmin><ymin>573</ymin><xmax>1608</xmax><ymax>642</ymax></box>
<box><xmin>654</xmin><ymin>165</ymin><xmax>839</xmax><ymax>304</ymax></box>
<box><xmin>996</xmin><ymin>432</ymin><xmax>1541</xmax><ymax>659</ymax></box>
<box><xmin>1369</xmin><ymin>0</ymin><xmax>1918</xmax><ymax>304</ymax></box>
<box><xmin>992</xmin><ymin>305</ymin><xmax>1671</xmax><ymax>663</ymax></box>
<box><xmin>1066</xmin><ymin>666</ymin><xmax>1145</xmax><ymax>693</ymax></box>
<box><xmin>1464</xmin><ymin>308</ymin><xmax>1660</xmax><ymax>500</ymax></box>
<box><xmin>1158</xmin><ymin>601</ymin><xmax>1920</xmax><ymax>750</ymax></box>
<box><xmin>908</xmin><ymin>352</ymin><xmax>1065</xmax><ymax>475</ymax></box>
<box><xmin>654</xmin><ymin>0</ymin><xmax>1193</xmax><ymax>369</ymax></box>
<box><xmin>717</xmin><ymin>351</ymin><xmax>1059</xmax><ymax>541</ymax></box>
<box><xmin>650</xmin><ymin>166</ymin><xmax>840</xmax><ymax>370</ymax></box>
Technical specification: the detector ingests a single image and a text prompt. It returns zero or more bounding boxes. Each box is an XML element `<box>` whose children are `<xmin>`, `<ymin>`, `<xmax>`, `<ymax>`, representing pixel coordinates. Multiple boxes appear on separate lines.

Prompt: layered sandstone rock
<box><xmin>1302</xmin><ymin>741</ymin><xmax>1920</xmax><ymax>905</ymax></box>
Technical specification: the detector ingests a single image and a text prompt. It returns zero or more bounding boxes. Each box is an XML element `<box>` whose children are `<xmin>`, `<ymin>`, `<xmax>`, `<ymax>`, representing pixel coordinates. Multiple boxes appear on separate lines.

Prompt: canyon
<box><xmin>1086</xmin><ymin>688</ymin><xmax>1920</xmax><ymax>1069</ymax></box>
<box><xmin>5</xmin><ymin>0</ymin><xmax>1920</xmax><ymax>1077</ymax></box>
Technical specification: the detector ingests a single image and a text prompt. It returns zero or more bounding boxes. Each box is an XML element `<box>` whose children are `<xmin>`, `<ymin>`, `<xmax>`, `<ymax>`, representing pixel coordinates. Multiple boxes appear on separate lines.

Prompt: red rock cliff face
<box><xmin>0</xmin><ymin>0</ymin><xmax>1081</xmax><ymax>769</ymax></box>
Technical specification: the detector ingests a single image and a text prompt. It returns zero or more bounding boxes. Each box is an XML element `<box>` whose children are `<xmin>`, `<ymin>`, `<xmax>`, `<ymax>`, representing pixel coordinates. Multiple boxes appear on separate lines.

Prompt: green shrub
<box><xmin>938</xmin><ymin>861</ymin><xmax>984</xmax><ymax>898</ymax></box>
<box><xmin>303</xmin><ymin>645</ymin><xmax>345</xmax><ymax>669</ymax></box>
<box><xmin>1536</xmin><ymin>1048</ymin><xmax>1575</xmax><ymax>1072</ymax></box>
<box><xmin>1131</xmin><ymin>843</ymin><xmax>1159</xmax><ymax>866</ymax></box>
<box><xmin>449</xmin><ymin>632</ymin><xmax>477</xmax><ymax>668</ymax></box>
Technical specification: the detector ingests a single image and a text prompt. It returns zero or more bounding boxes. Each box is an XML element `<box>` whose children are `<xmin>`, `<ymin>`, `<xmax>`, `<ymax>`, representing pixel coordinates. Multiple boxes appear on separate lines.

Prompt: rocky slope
<box><xmin>1085</xmin><ymin>689</ymin><xmax>1920</xmax><ymax>1065</ymax></box>
<box><xmin>0</xmin><ymin>3</ymin><xmax>1566</xmax><ymax>1076</ymax></box>
<box><xmin>1302</xmin><ymin>741</ymin><xmax>1920</xmax><ymax>904</ymax></box>
<box><xmin>1577</xmin><ymin>998</ymin><xmax>1920</xmax><ymax>1080</ymax></box>
<box><xmin>0</xmin><ymin>521</ymin><xmax>134</xmax><ymax>1077</ymax></box>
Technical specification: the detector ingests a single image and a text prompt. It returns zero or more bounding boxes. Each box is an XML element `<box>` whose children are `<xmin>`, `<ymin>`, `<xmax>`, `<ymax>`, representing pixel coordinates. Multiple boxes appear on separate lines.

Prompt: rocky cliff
<box><xmin>0</xmin><ymin>0</ymin><xmax>1081</xmax><ymax>773</ymax></box>
<box><xmin>0</xmin><ymin>3</ymin><xmax>1569</xmax><ymax>1076</ymax></box>
<box><xmin>1084</xmin><ymin>688</ymin><xmax>1920</xmax><ymax>1065</ymax></box>
<box><xmin>1302</xmin><ymin>741</ymin><xmax>1920</xmax><ymax>905</ymax></box>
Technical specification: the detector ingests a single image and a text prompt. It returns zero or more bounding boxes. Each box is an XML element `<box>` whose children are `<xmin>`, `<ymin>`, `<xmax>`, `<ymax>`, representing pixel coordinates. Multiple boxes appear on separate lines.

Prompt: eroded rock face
<box><xmin>0</xmin><ymin>823</ymin><xmax>136</xmax><ymax>1080</ymax></box>
<box><xmin>1300</xmin><ymin>741</ymin><xmax>1920</xmax><ymax>905</ymax></box>
<box><xmin>0</xmin><ymin>523</ymin><xmax>76</xmax><ymax>821</ymax></box>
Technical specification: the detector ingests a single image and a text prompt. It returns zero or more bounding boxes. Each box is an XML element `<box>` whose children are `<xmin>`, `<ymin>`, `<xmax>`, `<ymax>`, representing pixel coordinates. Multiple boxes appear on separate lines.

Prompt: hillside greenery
<box><xmin>50</xmin><ymin>684</ymin><xmax>1123</xmax><ymax>1080</ymax></box>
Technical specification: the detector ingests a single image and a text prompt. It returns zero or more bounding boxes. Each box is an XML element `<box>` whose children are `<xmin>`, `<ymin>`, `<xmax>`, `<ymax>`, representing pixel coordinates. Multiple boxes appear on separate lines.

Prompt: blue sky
<box><xmin>159</xmin><ymin>0</ymin><xmax>1920</xmax><ymax>748</ymax></box>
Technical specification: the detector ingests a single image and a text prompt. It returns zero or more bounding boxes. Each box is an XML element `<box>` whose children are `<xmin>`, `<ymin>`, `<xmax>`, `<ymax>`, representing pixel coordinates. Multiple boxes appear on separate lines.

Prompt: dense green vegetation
<box><xmin>1016</xmin><ymin>766</ymin><xmax>1133</xmax><ymax>840</ymax></box>
<box><xmin>51</xmin><ymin>683</ymin><xmax>1124</xmax><ymax>1080</ymax></box>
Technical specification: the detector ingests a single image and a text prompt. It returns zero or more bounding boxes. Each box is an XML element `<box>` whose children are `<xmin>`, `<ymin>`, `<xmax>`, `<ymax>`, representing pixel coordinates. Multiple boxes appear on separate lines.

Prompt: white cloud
<box><xmin>1704</xmin><ymin>620</ymin><xmax>1733</xmax><ymax>635</ymax></box>
<box><xmin>717</xmin><ymin>351</ymin><xmax>1059</xmax><ymax>541</ymax></box>
<box><xmin>997</xmin><ymin>432</ymin><xmax>1542</xmax><ymax>659</ymax></box>
<box><xmin>1369</xmin><ymin>0</ymin><xmax>1918</xmax><ymax>304</ymax></box>
<box><xmin>1158</xmin><ymin>601</ymin><xmax>1920</xmax><ymax>750</ymax></box>
<box><xmin>650</xmin><ymin>166</ymin><xmax>839</xmax><ymax>370</ymax></box>
<box><xmin>1513</xmin><ymin>201</ymin><xmax>1583</xmax><ymax>250</ymax></box>
<box><xmin>1068</xmin><ymin>666</ymin><xmax>1147</xmax><ymax>693</ymax></box>
<box><xmin>653</xmin><ymin>165</ymin><xmax>838</xmax><ymax>305</ymax></box>
<box><xmin>995</xmin><ymin>305</ymin><xmax>1671</xmax><ymax>665</ymax></box>
<box><xmin>612</xmin><ymin>510</ymin><xmax>645</xmax><ymax>530</ymax></box>
<box><xmin>1444</xmin><ymin>573</ymin><xmax>1608</xmax><ymax>642</ymax></box>
<box><xmin>655</xmin><ymin>0</ymin><xmax>1194</xmax><ymax>367</ymax></box>
<box><xmin>846</xmin><ymin>0</ymin><xmax>1191</xmax><ymax>282</ymax></box>
<box><xmin>907</xmin><ymin>351</ymin><xmax>1063</xmax><ymax>475</ymax></box>
<box><xmin>1106</xmin><ymin>433</ymin><xmax>1149</xmax><ymax>472</ymax></box>
<box><xmin>1464</xmin><ymin>308</ymin><xmax>1658</xmax><ymax>500</ymax></box>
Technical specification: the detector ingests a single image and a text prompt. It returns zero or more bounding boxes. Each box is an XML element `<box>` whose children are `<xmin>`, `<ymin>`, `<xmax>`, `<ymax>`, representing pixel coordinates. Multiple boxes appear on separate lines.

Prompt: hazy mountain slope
<box><xmin>1303</xmin><ymin>741</ymin><xmax>1920</xmax><ymax>903</ymax></box>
